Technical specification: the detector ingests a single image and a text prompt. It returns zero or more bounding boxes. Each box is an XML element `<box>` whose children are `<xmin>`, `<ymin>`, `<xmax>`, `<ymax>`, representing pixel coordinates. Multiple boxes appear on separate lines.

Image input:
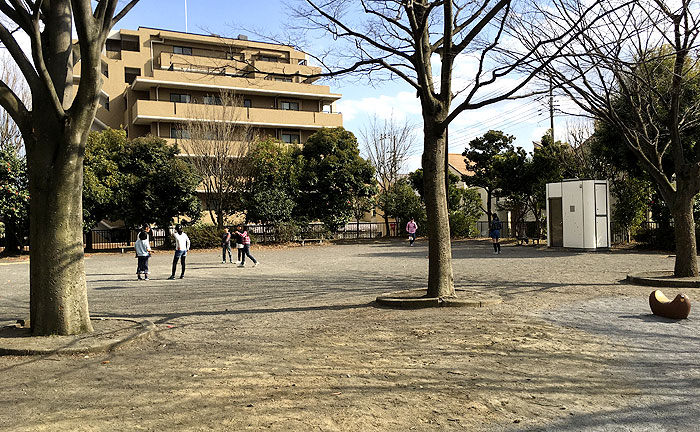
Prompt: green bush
<box><xmin>274</xmin><ymin>222</ymin><xmax>301</xmax><ymax>243</ymax></box>
<box><xmin>449</xmin><ymin>211</ymin><xmax>478</xmax><ymax>238</ymax></box>
<box><xmin>182</xmin><ymin>224</ymin><xmax>222</xmax><ymax>249</ymax></box>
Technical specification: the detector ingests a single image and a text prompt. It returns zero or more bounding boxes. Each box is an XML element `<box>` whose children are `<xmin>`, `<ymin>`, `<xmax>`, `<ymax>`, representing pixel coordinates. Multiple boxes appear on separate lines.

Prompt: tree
<box><xmin>298</xmin><ymin>128</ymin><xmax>376</xmax><ymax>232</ymax></box>
<box><xmin>83</xmin><ymin>129</ymin><xmax>122</xmax><ymax>233</ymax></box>
<box><xmin>359</xmin><ymin>113</ymin><xmax>416</xmax><ymax>236</ymax></box>
<box><xmin>182</xmin><ymin>90</ymin><xmax>256</xmax><ymax>229</ymax></box>
<box><xmin>83</xmin><ymin>130</ymin><xmax>202</xmax><ymax>233</ymax></box>
<box><xmin>112</xmin><ymin>135</ymin><xmax>201</xmax><ymax>231</ymax></box>
<box><xmin>0</xmin><ymin>0</ymin><xmax>140</xmax><ymax>335</ymax></box>
<box><xmin>462</xmin><ymin>130</ymin><xmax>515</xmax><ymax>225</ymax></box>
<box><xmin>246</xmin><ymin>138</ymin><xmax>301</xmax><ymax>225</ymax></box>
<box><xmin>523</xmin><ymin>0</ymin><xmax>700</xmax><ymax>276</ymax></box>
<box><xmin>494</xmin><ymin>131</ymin><xmax>574</xmax><ymax>239</ymax></box>
<box><xmin>0</xmin><ymin>146</ymin><xmax>28</xmax><ymax>254</ymax></box>
<box><xmin>383</xmin><ymin>178</ymin><xmax>426</xmax><ymax>236</ymax></box>
<box><xmin>275</xmin><ymin>0</ymin><xmax>596</xmax><ymax>297</ymax></box>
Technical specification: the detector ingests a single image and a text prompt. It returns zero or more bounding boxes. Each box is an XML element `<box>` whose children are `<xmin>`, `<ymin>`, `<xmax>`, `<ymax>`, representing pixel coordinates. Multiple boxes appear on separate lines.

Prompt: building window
<box><xmin>124</xmin><ymin>67</ymin><xmax>140</xmax><ymax>84</ymax></box>
<box><xmin>281</xmin><ymin>133</ymin><xmax>300</xmax><ymax>144</ymax></box>
<box><xmin>173</xmin><ymin>46</ymin><xmax>193</xmax><ymax>56</ymax></box>
<box><xmin>243</xmin><ymin>99</ymin><xmax>252</xmax><ymax>108</ymax></box>
<box><xmin>275</xmin><ymin>77</ymin><xmax>293</xmax><ymax>82</ymax></box>
<box><xmin>121</xmin><ymin>36</ymin><xmax>140</xmax><ymax>52</ymax></box>
<box><xmin>202</xmin><ymin>95</ymin><xmax>222</xmax><ymax>105</ymax></box>
<box><xmin>105</xmin><ymin>39</ymin><xmax>121</xmax><ymax>52</ymax></box>
<box><xmin>280</xmin><ymin>101</ymin><xmax>299</xmax><ymax>111</ymax></box>
<box><xmin>171</xmin><ymin>126</ymin><xmax>190</xmax><ymax>139</ymax></box>
<box><xmin>101</xmin><ymin>61</ymin><xmax>109</xmax><ymax>77</ymax></box>
<box><xmin>170</xmin><ymin>93</ymin><xmax>192</xmax><ymax>103</ymax></box>
<box><xmin>258</xmin><ymin>55</ymin><xmax>279</xmax><ymax>63</ymax></box>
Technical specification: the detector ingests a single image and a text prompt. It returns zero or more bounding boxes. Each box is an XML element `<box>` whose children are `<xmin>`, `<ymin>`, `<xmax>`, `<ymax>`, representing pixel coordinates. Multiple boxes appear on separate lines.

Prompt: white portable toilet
<box><xmin>546</xmin><ymin>179</ymin><xmax>611</xmax><ymax>249</ymax></box>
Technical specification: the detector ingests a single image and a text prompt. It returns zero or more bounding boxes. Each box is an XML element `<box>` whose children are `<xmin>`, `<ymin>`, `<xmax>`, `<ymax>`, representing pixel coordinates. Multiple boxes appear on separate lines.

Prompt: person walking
<box><xmin>135</xmin><ymin>230</ymin><xmax>152</xmax><ymax>280</ymax></box>
<box><xmin>406</xmin><ymin>217</ymin><xmax>418</xmax><ymax>246</ymax></box>
<box><xmin>221</xmin><ymin>227</ymin><xmax>233</xmax><ymax>263</ymax></box>
<box><xmin>168</xmin><ymin>224</ymin><xmax>190</xmax><ymax>279</ymax></box>
<box><xmin>490</xmin><ymin>213</ymin><xmax>502</xmax><ymax>254</ymax></box>
<box><xmin>235</xmin><ymin>225</ymin><xmax>258</xmax><ymax>267</ymax></box>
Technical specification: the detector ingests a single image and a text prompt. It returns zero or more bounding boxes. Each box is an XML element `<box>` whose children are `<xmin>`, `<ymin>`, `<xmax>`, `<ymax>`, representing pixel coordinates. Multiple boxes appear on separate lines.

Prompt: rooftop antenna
<box><xmin>184</xmin><ymin>0</ymin><xmax>188</xmax><ymax>32</ymax></box>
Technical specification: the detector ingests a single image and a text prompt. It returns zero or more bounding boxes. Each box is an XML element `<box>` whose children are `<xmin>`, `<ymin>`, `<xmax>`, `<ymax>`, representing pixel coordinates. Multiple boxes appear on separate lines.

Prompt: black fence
<box><xmin>85</xmin><ymin>228</ymin><xmax>169</xmax><ymax>250</ymax></box>
<box><xmin>246</xmin><ymin>222</ymin><xmax>384</xmax><ymax>243</ymax></box>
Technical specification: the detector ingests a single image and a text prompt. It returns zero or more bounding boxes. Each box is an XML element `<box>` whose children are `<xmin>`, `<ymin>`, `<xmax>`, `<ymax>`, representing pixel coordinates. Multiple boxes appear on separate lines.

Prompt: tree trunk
<box><xmin>383</xmin><ymin>213</ymin><xmax>390</xmax><ymax>238</ymax></box>
<box><xmin>423</xmin><ymin>123</ymin><xmax>455</xmax><ymax>298</ymax></box>
<box><xmin>671</xmin><ymin>194</ymin><xmax>698</xmax><ymax>277</ymax></box>
<box><xmin>27</xmin><ymin>128</ymin><xmax>93</xmax><ymax>336</ymax></box>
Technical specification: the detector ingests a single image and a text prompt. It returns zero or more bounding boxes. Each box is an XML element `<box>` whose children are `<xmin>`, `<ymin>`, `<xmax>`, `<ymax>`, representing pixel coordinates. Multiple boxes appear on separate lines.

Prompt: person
<box><xmin>233</xmin><ymin>225</ymin><xmax>244</xmax><ymax>264</ymax></box>
<box><xmin>406</xmin><ymin>217</ymin><xmax>418</xmax><ymax>246</ymax></box>
<box><xmin>168</xmin><ymin>224</ymin><xmax>190</xmax><ymax>279</ymax></box>
<box><xmin>235</xmin><ymin>225</ymin><xmax>258</xmax><ymax>267</ymax></box>
<box><xmin>221</xmin><ymin>227</ymin><xmax>233</xmax><ymax>263</ymax></box>
<box><xmin>490</xmin><ymin>213</ymin><xmax>502</xmax><ymax>254</ymax></box>
<box><xmin>135</xmin><ymin>230</ymin><xmax>152</xmax><ymax>280</ymax></box>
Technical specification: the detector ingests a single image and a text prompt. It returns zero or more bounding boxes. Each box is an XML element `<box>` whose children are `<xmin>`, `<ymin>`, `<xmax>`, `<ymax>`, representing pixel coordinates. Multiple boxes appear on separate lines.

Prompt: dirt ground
<box><xmin>0</xmin><ymin>239</ymin><xmax>696</xmax><ymax>431</ymax></box>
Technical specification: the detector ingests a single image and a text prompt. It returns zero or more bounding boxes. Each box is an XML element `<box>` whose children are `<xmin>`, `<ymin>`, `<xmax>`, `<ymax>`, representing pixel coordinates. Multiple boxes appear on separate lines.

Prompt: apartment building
<box><xmin>76</xmin><ymin>26</ymin><xmax>342</xmax><ymax>146</ymax></box>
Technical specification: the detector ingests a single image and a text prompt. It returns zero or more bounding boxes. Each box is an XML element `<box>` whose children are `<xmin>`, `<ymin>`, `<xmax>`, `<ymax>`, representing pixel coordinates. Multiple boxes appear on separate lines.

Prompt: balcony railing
<box><xmin>132</xmin><ymin>99</ymin><xmax>342</xmax><ymax>129</ymax></box>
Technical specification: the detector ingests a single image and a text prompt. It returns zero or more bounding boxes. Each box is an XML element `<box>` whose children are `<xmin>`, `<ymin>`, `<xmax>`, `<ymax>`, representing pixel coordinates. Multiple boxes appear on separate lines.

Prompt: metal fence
<box><xmin>85</xmin><ymin>228</ymin><xmax>169</xmax><ymax>250</ymax></box>
<box><xmin>247</xmin><ymin>222</ymin><xmax>384</xmax><ymax>242</ymax></box>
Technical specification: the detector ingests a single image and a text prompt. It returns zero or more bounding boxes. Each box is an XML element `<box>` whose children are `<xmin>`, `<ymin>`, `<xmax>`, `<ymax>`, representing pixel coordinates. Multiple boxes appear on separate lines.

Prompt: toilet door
<box><xmin>549</xmin><ymin>198</ymin><xmax>563</xmax><ymax>247</ymax></box>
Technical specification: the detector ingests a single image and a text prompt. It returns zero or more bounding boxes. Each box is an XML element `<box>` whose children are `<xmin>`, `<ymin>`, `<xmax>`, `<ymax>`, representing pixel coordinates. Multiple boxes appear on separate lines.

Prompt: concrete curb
<box><xmin>376</xmin><ymin>288</ymin><xmax>502</xmax><ymax>309</ymax></box>
<box><xmin>0</xmin><ymin>318</ymin><xmax>156</xmax><ymax>356</ymax></box>
<box><xmin>627</xmin><ymin>271</ymin><xmax>700</xmax><ymax>289</ymax></box>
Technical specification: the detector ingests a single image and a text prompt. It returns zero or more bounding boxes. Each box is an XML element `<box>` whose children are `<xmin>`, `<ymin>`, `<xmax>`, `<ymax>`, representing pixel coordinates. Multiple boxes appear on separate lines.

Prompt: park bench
<box><xmin>299</xmin><ymin>237</ymin><xmax>323</xmax><ymax>246</ymax></box>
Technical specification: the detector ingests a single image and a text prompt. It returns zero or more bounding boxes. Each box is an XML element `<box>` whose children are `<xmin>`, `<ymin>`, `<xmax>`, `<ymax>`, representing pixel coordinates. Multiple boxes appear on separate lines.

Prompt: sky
<box><xmin>26</xmin><ymin>0</ymin><xmax>577</xmax><ymax>171</ymax></box>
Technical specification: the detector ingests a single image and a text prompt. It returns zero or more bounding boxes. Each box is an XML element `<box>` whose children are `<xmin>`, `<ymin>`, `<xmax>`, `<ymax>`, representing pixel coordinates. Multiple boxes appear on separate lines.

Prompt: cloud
<box><xmin>336</xmin><ymin>91</ymin><xmax>422</xmax><ymax>122</ymax></box>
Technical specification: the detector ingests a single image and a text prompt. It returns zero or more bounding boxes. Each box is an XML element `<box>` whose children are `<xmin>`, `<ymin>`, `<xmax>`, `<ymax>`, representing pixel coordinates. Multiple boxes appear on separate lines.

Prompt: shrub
<box><xmin>449</xmin><ymin>211</ymin><xmax>478</xmax><ymax>238</ymax></box>
<box><xmin>182</xmin><ymin>224</ymin><xmax>222</xmax><ymax>249</ymax></box>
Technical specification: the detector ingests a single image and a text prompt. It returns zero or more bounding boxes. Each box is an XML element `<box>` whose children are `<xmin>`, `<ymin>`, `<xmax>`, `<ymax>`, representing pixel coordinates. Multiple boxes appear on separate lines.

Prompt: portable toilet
<box><xmin>546</xmin><ymin>179</ymin><xmax>611</xmax><ymax>249</ymax></box>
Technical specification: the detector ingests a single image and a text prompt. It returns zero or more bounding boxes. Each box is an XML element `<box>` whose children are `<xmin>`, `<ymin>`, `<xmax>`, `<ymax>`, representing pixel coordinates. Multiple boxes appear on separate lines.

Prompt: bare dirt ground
<box><xmin>0</xmin><ymin>239</ymin><xmax>697</xmax><ymax>431</ymax></box>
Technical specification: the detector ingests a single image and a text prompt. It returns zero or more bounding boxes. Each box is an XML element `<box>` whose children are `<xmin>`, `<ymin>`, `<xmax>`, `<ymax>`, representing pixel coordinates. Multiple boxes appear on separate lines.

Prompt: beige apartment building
<box><xmin>75</xmin><ymin>26</ymin><xmax>342</xmax><ymax>147</ymax></box>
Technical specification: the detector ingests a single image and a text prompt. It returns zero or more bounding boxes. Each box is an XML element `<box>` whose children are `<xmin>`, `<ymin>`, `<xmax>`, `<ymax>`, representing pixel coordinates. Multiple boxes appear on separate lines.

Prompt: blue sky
<box><xmin>116</xmin><ymin>0</ymin><xmax>570</xmax><ymax>171</ymax></box>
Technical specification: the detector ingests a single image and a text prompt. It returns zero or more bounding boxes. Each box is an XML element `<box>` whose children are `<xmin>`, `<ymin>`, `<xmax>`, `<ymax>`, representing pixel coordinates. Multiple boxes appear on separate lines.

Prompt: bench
<box><xmin>299</xmin><ymin>238</ymin><xmax>323</xmax><ymax>246</ymax></box>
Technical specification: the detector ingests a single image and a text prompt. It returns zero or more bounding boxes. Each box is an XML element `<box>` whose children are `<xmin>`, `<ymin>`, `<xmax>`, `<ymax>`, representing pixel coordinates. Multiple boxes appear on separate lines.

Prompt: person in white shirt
<box><xmin>168</xmin><ymin>224</ymin><xmax>190</xmax><ymax>279</ymax></box>
<box><xmin>135</xmin><ymin>230</ymin><xmax>152</xmax><ymax>280</ymax></box>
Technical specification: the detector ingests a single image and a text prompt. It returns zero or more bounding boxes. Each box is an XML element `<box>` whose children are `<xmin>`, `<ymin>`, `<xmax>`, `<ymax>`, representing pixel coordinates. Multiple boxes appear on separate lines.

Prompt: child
<box><xmin>235</xmin><ymin>225</ymin><xmax>258</xmax><ymax>267</ymax></box>
<box><xmin>233</xmin><ymin>225</ymin><xmax>244</xmax><ymax>264</ymax></box>
<box><xmin>221</xmin><ymin>227</ymin><xmax>233</xmax><ymax>263</ymax></box>
<box><xmin>135</xmin><ymin>230</ymin><xmax>152</xmax><ymax>280</ymax></box>
<box><xmin>490</xmin><ymin>213</ymin><xmax>502</xmax><ymax>254</ymax></box>
<box><xmin>406</xmin><ymin>217</ymin><xmax>418</xmax><ymax>246</ymax></box>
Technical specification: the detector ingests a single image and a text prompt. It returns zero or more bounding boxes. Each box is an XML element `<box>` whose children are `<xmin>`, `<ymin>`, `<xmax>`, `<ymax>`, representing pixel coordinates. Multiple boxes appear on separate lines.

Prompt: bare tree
<box><xmin>0</xmin><ymin>57</ymin><xmax>27</xmax><ymax>152</ymax></box>
<box><xmin>519</xmin><ymin>0</ymin><xmax>700</xmax><ymax>276</ymax></box>
<box><xmin>269</xmin><ymin>0</ymin><xmax>609</xmax><ymax>297</ymax></box>
<box><xmin>0</xmin><ymin>1</ymin><xmax>140</xmax><ymax>335</ymax></box>
<box><xmin>359</xmin><ymin>113</ymin><xmax>416</xmax><ymax>236</ymax></box>
<box><xmin>182</xmin><ymin>90</ymin><xmax>256</xmax><ymax>229</ymax></box>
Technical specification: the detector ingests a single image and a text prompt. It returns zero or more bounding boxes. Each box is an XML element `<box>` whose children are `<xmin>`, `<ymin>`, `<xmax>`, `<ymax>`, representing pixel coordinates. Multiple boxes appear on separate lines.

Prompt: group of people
<box><xmin>134</xmin><ymin>223</ymin><xmax>258</xmax><ymax>281</ymax></box>
<box><xmin>220</xmin><ymin>225</ymin><xmax>258</xmax><ymax>267</ymax></box>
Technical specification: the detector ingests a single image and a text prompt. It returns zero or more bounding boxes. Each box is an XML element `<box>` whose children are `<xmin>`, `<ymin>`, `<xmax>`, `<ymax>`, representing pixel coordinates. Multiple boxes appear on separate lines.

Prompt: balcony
<box><xmin>132</xmin><ymin>100</ymin><xmax>343</xmax><ymax>129</ymax></box>
<box><xmin>131</xmin><ymin>69</ymin><xmax>340</xmax><ymax>101</ymax></box>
